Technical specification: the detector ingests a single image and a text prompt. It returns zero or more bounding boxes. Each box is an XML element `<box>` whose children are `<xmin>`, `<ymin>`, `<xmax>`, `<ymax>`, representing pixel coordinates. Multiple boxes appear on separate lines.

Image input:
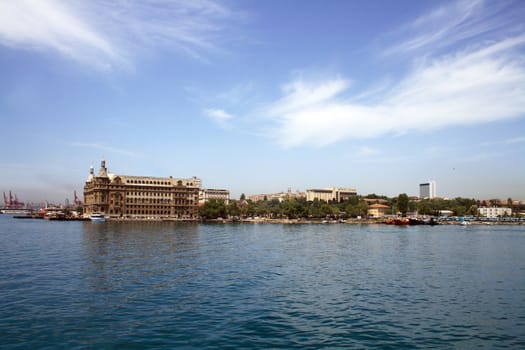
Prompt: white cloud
<box><xmin>204</xmin><ymin>108</ymin><xmax>235</xmax><ymax>126</ymax></box>
<box><xmin>382</xmin><ymin>0</ymin><xmax>523</xmax><ymax>56</ymax></box>
<box><xmin>265</xmin><ymin>36</ymin><xmax>525</xmax><ymax>148</ymax></box>
<box><xmin>270</xmin><ymin>78</ymin><xmax>350</xmax><ymax>116</ymax></box>
<box><xmin>0</xmin><ymin>0</ymin><xmax>240</xmax><ymax>69</ymax></box>
<box><xmin>0</xmin><ymin>0</ymin><xmax>122</xmax><ymax>69</ymax></box>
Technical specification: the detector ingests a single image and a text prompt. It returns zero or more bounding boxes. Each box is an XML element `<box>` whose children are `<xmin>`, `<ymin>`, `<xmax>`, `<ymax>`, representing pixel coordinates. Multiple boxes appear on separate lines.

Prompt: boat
<box><xmin>408</xmin><ymin>218</ymin><xmax>425</xmax><ymax>225</ymax></box>
<box><xmin>424</xmin><ymin>217</ymin><xmax>440</xmax><ymax>226</ymax></box>
<box><xmin>90</xmin><ymin>212</ymin><xmax>106</xmax><ymax>222</ymax></box>
<box><xmin>393</xmin><ymin>218</ymin><xmax>410</xmax><ymax>225</ymax></box>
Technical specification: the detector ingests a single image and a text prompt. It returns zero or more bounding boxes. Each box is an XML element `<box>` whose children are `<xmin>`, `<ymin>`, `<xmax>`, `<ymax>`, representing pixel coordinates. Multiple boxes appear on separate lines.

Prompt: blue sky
<box><xmin>1</xmin><ymin>0</ymin><xmax>525</xmax><ymax>204</ymax></box>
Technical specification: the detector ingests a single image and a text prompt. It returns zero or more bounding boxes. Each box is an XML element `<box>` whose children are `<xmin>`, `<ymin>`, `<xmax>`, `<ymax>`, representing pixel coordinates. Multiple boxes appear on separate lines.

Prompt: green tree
<box><xmin>246</xmin><ymin>200</ymin><xmax>257</xmax><ymax>217</ymax></box>
<box><xmin>489</xmin><ymin>198</ymin><xmax>500</xmax><ymax>207</ymax></box>
<box><xmin>308</xmin><ymin>198</ymin><xmax>322</xmax><ymax>218</ymax></box>
<box><xmin>417</xmin><ymin>199</ymin><xmax>433</xmax><ymax>215</ymax></box>
<box><xmin>468</xmin><ymin>205</ymin><xmax>478</xmax><ymax>216</ymax></box>
<box><xmin>397</xmin><ymin>193</ymin><xmax>409</xmax><ymax>216</ymax></box>
<box><xmin>227</xmin><ymin>201</ymin><xmax>240</xmax><ymax>218</ymax></box>
<box><xmin>320</xmin><ymin>203</ymin><xmax>334</xmax><ymax>217</ymax></box>
<box><xmin>198</xmin><ymin>200</ymin><xmax>227</xmax><ymax>220</ymax></box>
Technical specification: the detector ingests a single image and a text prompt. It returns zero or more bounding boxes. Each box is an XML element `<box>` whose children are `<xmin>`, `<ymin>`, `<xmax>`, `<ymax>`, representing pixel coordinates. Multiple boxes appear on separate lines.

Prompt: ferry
<box><xmin>90</xmin><ymin>212</ymin><xmax>106</xmax><ymax>222</ymax></box>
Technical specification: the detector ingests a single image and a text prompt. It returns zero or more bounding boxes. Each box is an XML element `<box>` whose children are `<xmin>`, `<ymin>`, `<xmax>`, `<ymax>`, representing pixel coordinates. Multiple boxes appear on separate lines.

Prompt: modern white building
<box><xmin>419</xmin><ymin>181</ymin><xmax>436</xmax><ymax>199</ymax></box>
<box><xmin>199</xmin><ymin>189</ymin><xmax>230</xmax><ymax>205</ymax></box>
<box><xmin>478</xmin><ymin>207</ymin><xmax>512</xmax><ymax>218</ymax></box>
<box><xmin>306</xmin><ymin>187</ymin><xmax>357</xmax><ymax>202</ymax></box>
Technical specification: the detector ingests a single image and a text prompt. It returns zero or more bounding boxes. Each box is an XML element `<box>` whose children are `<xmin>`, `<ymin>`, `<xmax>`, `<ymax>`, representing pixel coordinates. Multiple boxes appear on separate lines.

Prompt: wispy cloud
<box><xmin>263</xmin><ymin>34</ymin><xmax>525</xmax><ymax>148</ymax></box>
<box><xmin>204</xmin><ymin>108</ymin><xmax>235</xmax><ymax>127</ymax></box>
<box><xmin>72</xmin><ymin>142</ymin><xmax>137</xmax><ymax>156</ymax></box>
<box><xmin>217</xmin><ymin>82</ymin><xmax>256</xmax><ymax>105</ymax></box>
<box><xmin>0</xmin><ymin>0</ymin><xmax>241</xmax><ymax>70</ymax></box>
<box><xmin>481</xmin><ymin>135</ymin><xmax>525</xmax><ymax>146</ymax></box>
<box><xmin>250</xmin><ymin>0</ymin><xmax>525</xmax><ymax>148</ymax></box>
<box><xmin>357</xmin><ymin>146</ymin><xmax>381</xmax><ymax>157</ymax></box>
<box><xmin>505</xmin><ymin>136</ymin><xmax>525</xmax><ymax>144</ymax></box>
<box><xmin>0</xmin><ymin>0</ymin><xmax>121</xmax><ymax>70</ymax></box>
<box><xmin>381</xmin><ymin>0</ymin><xmax>524</xmax><ymax>56</ymax></box>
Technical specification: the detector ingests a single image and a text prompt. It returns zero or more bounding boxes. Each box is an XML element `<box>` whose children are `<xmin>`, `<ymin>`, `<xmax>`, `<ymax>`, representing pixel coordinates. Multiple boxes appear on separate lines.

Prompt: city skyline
<box><xmin>1</xmin><ymin>0</ymin><xmax>525</xmax><ymax>203</ymax></box>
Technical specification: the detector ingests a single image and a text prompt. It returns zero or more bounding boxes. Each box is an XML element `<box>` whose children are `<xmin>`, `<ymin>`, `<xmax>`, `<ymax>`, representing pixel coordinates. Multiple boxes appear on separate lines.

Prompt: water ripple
<box><xmin>1</xmin><ymin>217</ymin><xmax>525</xmax><ymax>348</ymax></box>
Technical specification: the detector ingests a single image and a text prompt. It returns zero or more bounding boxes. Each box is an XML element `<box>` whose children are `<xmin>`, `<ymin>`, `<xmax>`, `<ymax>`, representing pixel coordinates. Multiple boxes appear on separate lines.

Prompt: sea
<box><xmin>1</xmin><ymin>215</ymin><xmax>525</xmax><ymax>349</ymax></box>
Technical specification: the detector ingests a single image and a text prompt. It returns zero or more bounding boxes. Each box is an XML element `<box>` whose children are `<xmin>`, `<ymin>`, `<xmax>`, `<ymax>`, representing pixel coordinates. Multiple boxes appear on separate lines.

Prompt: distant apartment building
<box><xmin>84</xmin><ymin>160</ymin><xmax>200</xmax><ymax>220</ymax></box>
<box><xmin>478</xmin><ymin>207</ymin><xmax>512</xmax><ymax>218</ymax></box>
<box><xmin>199</xmin><ymin>189</ymin><xmax>230</xmax><ymax>205</ymax></box>
<box><xmin>249</xmin><ymin>189</ymin><xmax>305</xmax><ymax>202</ymax></box>
<box><xmin>306</xmin><ymin>187</ymin><xmax>357</xmax><ymax>202</ymax></box>
<box><xmin>363</xmin><ymin>198</ymin><xmax>389</xmax><ymax>205</ymax></box>
<box><xmin>419</xmin><ymin>181</ymin><xmax>436</xmax><ymax>199</ymax></box>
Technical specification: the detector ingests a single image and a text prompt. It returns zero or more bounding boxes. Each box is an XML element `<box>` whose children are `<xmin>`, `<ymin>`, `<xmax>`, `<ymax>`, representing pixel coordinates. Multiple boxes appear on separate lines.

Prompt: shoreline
<box><xmin>8</xmin><ymin>214</ymin><xmax>524</xmax><ymax>225</ymax></box>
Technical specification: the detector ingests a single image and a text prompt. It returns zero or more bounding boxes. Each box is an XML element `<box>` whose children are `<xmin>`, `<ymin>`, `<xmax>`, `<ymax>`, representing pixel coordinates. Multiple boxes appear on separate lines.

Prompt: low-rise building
<box><xmin>438</xmin><ymin>210</ymin><xmax>454</xmax><ymax>217</ymax></box>
<box><xmin>84</xmin><ymin>160</ymin><xmax>200</xmax><ymax>220</ymax></box>
<box><xmin>199</xmin><ymin>189</ymin><xmax>230</xmax><ymax>205</ymax></box>
<box><xmin>363</xmin><ymin>198</ymin><xmax>389</xmax><ymax>204</ymax></box>
<box><xmin>306</xmin><ymin>187</ymin><xmax>357</xmax><ymax>202</ymax></box>
<box><xmin>249</xmin><ymin>190</ymin><xmax>305</xmax><ymax>202</ymax></box>
<box><xmin>367</xmin><ymin>204</ymin><xmax>390</xmax><ymax>218</ymax></box>
<box><xmin>478</xmin><ymin>207</ymin><xmax>512</xmax><ymax>218</ymax></box>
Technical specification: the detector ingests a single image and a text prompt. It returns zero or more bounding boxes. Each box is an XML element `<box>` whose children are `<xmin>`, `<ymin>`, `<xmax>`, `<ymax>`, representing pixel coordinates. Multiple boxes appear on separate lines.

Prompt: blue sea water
<box><xmin>1</xmin><ymin>215</ymin><xmax>525</xmax><ymax>349</ymax></box>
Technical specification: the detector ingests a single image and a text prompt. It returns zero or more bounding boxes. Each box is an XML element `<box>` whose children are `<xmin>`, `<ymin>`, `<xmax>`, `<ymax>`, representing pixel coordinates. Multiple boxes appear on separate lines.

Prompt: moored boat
<box><xmin>394</xmin><ymin>218</ymin><xmax>410</xmax><ymax>225</ymax></box>
<box><xmin>408</xmin><ymin>218</ymin><xmax>425</xmax><ymax>225</ymax></box>
<box><xmin>90</xmin><ymin>212</ymin><xmax>106</xmax><ymax>222</ymax></box>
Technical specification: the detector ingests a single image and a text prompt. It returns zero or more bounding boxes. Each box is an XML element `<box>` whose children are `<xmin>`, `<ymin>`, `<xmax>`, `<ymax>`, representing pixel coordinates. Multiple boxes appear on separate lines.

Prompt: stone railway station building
<box><xmin>84</xmin><ymin>160</ymin><xmax>200</xmax><ymax>220</ymax></box>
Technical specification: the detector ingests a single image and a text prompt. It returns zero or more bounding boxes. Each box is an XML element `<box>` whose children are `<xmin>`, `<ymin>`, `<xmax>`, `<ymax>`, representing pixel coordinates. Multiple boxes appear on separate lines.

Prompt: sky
<box><xmin>1</xmin><ymin>0</ymin><xmax>525</xmax><ymax>204</ymax></box>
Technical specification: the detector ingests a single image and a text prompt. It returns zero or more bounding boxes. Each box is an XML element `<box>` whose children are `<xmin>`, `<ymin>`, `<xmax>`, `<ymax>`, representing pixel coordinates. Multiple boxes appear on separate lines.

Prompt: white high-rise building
<box><xmin>419</xmin><ymin>180</ymin><xmax>436</xmax><ymax>199</ymax></box>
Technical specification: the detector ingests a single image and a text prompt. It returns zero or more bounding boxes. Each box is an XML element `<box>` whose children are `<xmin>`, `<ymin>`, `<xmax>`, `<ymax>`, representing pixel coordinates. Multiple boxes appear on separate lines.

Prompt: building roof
<box><xmin>368</xmin><ymin>204</ymin><xmax>390</xmax><ymax>209</ymax></box>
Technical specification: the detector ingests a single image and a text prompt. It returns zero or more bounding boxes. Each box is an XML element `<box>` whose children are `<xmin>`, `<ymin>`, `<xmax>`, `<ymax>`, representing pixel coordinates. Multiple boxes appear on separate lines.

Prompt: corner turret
<box><xmin>97</xmin><ymin>159</ymin><xmax>108</xmax><ymax>178</ymax></box>
<box><xmin>86</xmin><ymin>165</ymin><xmax>95</xmax><ymax>182</ymax></box>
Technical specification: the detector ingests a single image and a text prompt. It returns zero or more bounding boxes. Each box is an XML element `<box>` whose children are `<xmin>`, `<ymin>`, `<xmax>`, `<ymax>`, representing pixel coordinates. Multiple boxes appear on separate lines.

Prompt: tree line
<box><xmin>198</xmin><ymin>194</ymin><xmax>523</xmax><ymax>220</ymax></box>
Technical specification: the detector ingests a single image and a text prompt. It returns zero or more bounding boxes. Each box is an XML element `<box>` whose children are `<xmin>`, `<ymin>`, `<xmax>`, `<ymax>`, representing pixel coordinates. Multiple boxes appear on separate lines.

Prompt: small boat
<box><xmin>408</xmin><ymin>218</ymin><xmax>425</xmax><ymax>225</ymax></box>
<box><xmin>394</xmin><ymin>218</ymin><xmax>410</xmax><ymax>225</ymax></box>
<box><xmin>424</xmin><ymin>217</ymin><xmax>440</xmax><ymax>226</ymax></box>
<box><xmin>90</xmin><ymin>212</ymin><xmax>106</xmax><ymax>222</ymax></box>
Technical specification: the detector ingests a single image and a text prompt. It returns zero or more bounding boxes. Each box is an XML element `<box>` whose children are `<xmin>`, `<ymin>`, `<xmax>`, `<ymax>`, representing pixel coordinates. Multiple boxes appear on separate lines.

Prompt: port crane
<box><xmin>73</xmin><ymin>191</ymin><xmax>83</xmax><ymax>206</ymax></box>
<box><xmin>2</xmin><ymin>191</ymin><xmax>24</xmax><ymax>209</ymax></box>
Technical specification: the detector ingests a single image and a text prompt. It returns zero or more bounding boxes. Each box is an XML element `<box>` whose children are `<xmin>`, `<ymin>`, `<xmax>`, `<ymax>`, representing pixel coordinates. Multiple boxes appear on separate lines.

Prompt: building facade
<box><xmin>306</xmin><ymin>187</ymin><xmax>357</xmax><ymax>202</ymax></box>
<box><xmin>419</xmin><ymin>181</ymin><xmax>436</xmax><ymax>199</ymax></box>
<box><xmin>199</xmin><ymin>189</ymin><xmax>230</xmax><ymax>205</ymax></box>
<box><xmin>367</xmin><ymin>204</ymin><xmax>390</xmax><ymax>218</ymax></box>
<box><xmin>249</xmin><ymin>189</ymin><xmax>306</xmax><ymax>203</ymax></box>
<box><xmin>84</xmin><ymin>160</ymin><xmax>200</xmax><ymax>220</ymax></box>
<box><xmin>477</xmin><ymin>207</ymin><xmax>512</xmax><ymax>218</ymax></box>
